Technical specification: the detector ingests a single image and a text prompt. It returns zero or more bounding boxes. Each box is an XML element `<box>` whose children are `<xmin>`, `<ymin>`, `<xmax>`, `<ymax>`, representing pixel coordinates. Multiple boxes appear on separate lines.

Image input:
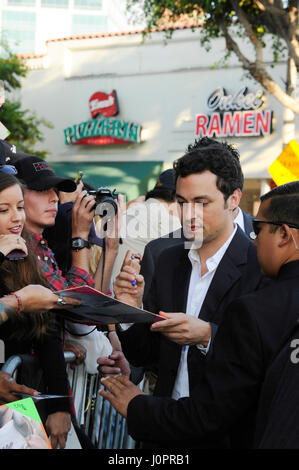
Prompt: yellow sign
<box><xmin>268</xmin><ymin>139</ymin><xmax>299</xmax><ymax>186</ymax></box>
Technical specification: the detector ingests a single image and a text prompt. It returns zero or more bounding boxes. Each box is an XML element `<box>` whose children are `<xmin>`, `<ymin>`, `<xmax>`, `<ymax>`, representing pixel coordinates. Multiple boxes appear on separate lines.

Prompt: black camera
<box><xmin>88</xmin><ymin>187</ymin><xmax>118</xmax><ymax>219</ymax></box>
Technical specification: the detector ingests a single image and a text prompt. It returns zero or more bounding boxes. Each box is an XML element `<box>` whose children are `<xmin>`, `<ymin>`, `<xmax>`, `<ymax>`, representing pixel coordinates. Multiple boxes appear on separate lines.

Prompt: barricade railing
<box><xmin>1</xmin><ymin>352</ymin><xmax>136</xmax><ymax>449</ymax></box>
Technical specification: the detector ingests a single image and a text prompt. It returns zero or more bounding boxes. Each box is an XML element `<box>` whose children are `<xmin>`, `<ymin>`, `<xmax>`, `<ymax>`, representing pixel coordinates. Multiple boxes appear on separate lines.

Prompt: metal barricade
<box><xmin>1</xmin><ymin>352</ymin><xmax>136</xmax><ymax>449</ymax></box>
<box><xmin>65</xmin><ymin>358</ymin><xmax>135</xmax><ymax>449</ymax></box>
<box><xmin>1</xmin><ymin>355</ymin><xmax>22</xmax><ymax>377</ymax></box>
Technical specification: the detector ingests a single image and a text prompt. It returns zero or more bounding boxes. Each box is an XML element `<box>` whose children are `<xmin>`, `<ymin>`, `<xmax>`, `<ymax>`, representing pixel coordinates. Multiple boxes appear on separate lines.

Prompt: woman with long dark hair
<box><xmin>0</xmin><ymin>172</ymin><xmax>78</xmax><ymax>448</ymax></box>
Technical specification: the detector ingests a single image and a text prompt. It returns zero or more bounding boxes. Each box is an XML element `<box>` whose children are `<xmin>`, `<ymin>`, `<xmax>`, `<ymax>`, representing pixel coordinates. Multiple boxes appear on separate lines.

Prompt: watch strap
<box><xmin>71</xmin><ymin>237</ymin><xmax>91</xmax><ymax>250</ymax></box>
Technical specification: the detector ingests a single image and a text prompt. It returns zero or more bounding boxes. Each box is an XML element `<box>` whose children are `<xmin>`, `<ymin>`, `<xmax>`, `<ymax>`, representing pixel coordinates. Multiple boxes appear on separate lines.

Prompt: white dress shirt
<box><xmin>171</xmin><ymin>225</ymin><xmax>237</xmax><ymax>400</ymax></box>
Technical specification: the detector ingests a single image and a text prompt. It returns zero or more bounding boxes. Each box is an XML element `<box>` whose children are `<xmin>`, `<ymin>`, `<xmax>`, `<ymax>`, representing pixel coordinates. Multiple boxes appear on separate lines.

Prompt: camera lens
<box><xmin>95</xmin><ymin>200</ymin><xmax>117</xmax><ymax>219</ymax></box>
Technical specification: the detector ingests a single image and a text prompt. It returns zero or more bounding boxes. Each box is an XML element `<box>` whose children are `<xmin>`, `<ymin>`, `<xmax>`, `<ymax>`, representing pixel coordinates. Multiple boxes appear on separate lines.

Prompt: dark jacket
<box><xmin>126</xmin><ymin>261</ymin><xmax>299</xmax><ymax>449</ymax></box>
<box><xmin>0</xmin><ymin>306</ymin><xmax>71</xmax><ymax>416</ymax></box>
<box><xmin>242</xmin><ymin>210</ymin><xmax>254</xmax><ymax>237</ymax></box>
<box><xmin>254</xmin><ymin>317</ymin><xmax>299</xmax><ymax>449</ymax></box>
<box><xmin>140</xmin><ymin>228</ymin><xmax>185</xmax><ymax>299</ymax></box>
<box><xmin>119</xmin><ymin>227</ymin><xmax>264</xmax><ymax>447</ymax></box>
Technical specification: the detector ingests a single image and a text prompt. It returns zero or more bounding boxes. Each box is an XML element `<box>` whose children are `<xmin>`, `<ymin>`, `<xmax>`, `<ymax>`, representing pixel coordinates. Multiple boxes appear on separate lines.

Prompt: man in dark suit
<box><xmin>100</xmin><ymin>181</ymin><xmax>299</xmax><ymax>449</ymax></box>
<box><xmin>99</xmin><ymin>137</ymin><xmax>264</xmax><ymax>448</ymax></box>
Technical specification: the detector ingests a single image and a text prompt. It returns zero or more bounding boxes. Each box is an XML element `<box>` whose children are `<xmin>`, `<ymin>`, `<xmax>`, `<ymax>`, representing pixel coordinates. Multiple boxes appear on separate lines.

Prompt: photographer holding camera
<box><xmin>14</xmin><ymin>156</ymin><xmax>96</xmax><ymax>291</ymax></box>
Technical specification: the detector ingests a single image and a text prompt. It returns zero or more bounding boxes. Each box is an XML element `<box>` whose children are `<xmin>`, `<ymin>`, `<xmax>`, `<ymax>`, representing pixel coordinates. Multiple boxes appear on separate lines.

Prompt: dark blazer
<box><xmin>0</xmin><ymin>319</ymin><xmax>71</xmax><ymax>416</ymax></box>
<box><xmin>126</xmin><ymin>260</ymin><xmax>299</xmax><ymax>449</ymax></box>
<box><xmin>140</xmin><ymin>228</ymin><xmax>185</xmax><ymax>299</ymax></box>
<box><xmin>254</xmin><ymin>319</ymin><xmax>299</xmax><ymax>449</ymax></box>
<box><xmin>242</xmin><ymin>210</ymin><xmax>254</xmax><ymax>237</ymax></box>
<box><xmin>119</xmin><ymin>227</ymin><xmax>264</xmax><ymax>446</ymax></box>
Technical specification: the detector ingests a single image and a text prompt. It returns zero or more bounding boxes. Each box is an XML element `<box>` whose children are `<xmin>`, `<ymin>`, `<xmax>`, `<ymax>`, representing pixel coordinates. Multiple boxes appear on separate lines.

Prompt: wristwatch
<box><xmin>71</xmin><ymin>237</ymin><xmax>91</xmax><ymax>251</ymax></box>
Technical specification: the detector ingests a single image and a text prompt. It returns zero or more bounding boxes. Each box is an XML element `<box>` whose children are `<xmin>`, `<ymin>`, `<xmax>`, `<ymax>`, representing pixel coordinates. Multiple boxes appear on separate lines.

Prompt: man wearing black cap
<box><xmin>14</xmin><ymin>155</ymin><xmax>96</xmax><ymax>292</ymax></box>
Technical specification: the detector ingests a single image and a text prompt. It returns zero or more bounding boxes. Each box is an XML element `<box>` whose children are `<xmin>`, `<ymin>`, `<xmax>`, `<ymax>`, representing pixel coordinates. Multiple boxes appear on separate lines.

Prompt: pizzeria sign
<box><xmin>196</xmin><ymin>87</ymin><xmax>273</xmax><ymax>138</ymax></box>
<box><xmin>64</xmin><ymin>90</ymin><xmax>141</xmax><ymax>145</ymax></box>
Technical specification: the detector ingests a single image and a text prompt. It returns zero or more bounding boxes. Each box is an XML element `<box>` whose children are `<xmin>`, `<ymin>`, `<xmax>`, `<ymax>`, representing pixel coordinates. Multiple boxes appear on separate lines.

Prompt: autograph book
<box><xmin>0</xmin><ymin>398</ymin><xmax>51</xmax><ymax>449</ymax></box>
<box><xmin>54</xmin><ymin>285</ymin><xmax>164</xmax><ymax>325</ymax></box>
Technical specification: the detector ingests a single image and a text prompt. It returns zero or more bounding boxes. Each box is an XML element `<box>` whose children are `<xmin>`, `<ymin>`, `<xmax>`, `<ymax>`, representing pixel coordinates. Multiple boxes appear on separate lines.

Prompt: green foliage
<box><xmin>126</xmin><ymin>0</ymin><xmax>292</xmax><ymax>65</ymax></box>
<box><xmin>0</xmin><ymin>42</ymin><xmax>52</xmax><ymax>158</ymax></box>
<box><xmin>0</xmin><ymin>100</ymin><xmax>53</xmax><ymax>159</ymax></box>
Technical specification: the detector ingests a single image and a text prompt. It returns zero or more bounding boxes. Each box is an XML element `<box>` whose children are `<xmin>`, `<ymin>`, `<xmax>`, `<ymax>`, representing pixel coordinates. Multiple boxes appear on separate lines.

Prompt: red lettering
<box><xmin>255</xmin><ymin>110</ymin><xmax>272</xmax><ymax>135</ymax></box>
<box><xmin>195</xmin><ymin>109</ymin><xmax>273</xmax><ymax>139</ymax></box>
<box><xmin>196</xmin><ymin>114</ymin><xmax>208</xmax><ymax>136</ymax></box>
<box><xmin>223</xmin><ymin>112</ymin><xmax>241</xmax><ymax>136</ymax></box>
<box><xmin>242</xmin><ymin>111</ymin><xmax>255</xmax><ymax>135</ymax></box>
<box><xmin>208</xmin><ymin>113</ymin><xmax>221</xmax><ymax>137</ymax></box>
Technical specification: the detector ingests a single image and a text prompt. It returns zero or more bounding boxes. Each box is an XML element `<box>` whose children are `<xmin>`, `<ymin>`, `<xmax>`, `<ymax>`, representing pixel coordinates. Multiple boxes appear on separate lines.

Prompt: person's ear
<box><xmin>277</xmin><ymin>224</ymin><xmax>292</xmax><ymax>248</ymax></box>
<box><xmin>228</xmin><ymin>188</ymin><xmax>242</xmax><ymax>212</ymax></box>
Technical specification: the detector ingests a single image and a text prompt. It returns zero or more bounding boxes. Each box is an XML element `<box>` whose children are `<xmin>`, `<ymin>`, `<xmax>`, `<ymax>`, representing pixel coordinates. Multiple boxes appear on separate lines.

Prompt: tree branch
<box><xmin>253</xmin><ymin>0</ymin><xmax>299</xmax><ymax>70</ymax></box>
<box><xmin>254</xmin><ymin>0</ymin><xmax>286</xmax><ymax>17</ymax></box>
<box><xmin>219</xmin><ymin>20</ymin><xmax>299</xmax><ymax>113</ymax></box>
<box><xmin>219</xmin><ymin>19</ymin><xmax>251</xmax><ymax>69</ymax></box>
<box><xmin>231</xmin><ymin>0</ymin><xmax>264</xmax><ymax>64</ymax></box>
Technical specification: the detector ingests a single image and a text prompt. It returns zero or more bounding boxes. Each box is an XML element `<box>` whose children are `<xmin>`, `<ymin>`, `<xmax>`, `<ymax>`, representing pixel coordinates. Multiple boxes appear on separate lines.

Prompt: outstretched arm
<box><xmin>0</xmin><ymin>284</ymin><xmax>80</xmax><ymax>326</ymax></box>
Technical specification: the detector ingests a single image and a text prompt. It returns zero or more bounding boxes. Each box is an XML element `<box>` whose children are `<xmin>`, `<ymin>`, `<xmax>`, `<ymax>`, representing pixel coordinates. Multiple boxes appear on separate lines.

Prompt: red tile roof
<box><xmin>17</xmin><ymin>52</ymin><xmax>46</xmax><ymax>59</ymax></box>
<box><xmin>45</xmin><ymin>20</ymin><xmax>201</xmax><ymax>44</ymax></box>
<box><xmin>16</xmin><ymin>20</ymin><xmax>201</xmax><ymax>57</ymax></box>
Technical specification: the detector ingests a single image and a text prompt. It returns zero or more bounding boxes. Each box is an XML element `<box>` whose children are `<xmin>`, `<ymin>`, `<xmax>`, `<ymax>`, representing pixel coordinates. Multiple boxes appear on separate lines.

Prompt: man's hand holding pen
<box><xmin>113</xmin><ymin>250</ymin><xmax>144</xmax><ymax>308</ymax></box>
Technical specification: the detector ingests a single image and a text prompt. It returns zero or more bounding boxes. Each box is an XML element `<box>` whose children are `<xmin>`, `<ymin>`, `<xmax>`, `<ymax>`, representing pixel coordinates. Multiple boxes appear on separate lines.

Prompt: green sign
<box><xmin>64</xmin><ymin>117</ymin><xmax>141</xmax><ymax>145</ymax></box>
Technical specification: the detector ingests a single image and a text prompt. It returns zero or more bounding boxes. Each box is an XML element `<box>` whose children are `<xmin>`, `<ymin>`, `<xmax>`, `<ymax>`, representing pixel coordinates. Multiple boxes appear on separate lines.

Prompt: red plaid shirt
<box><xmin>26</xmin><ymin>232</ymin><xmax>94</xmax><ymax>291</ymax></box>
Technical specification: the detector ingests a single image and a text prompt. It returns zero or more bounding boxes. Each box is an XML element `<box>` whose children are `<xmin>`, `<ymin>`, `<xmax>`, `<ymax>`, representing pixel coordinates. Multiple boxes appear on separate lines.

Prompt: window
<box><xmin>72</xmin><ymin>14</ymin><xmax>107</xmax><ymax>34</ymax></box>
<box><xmin>2</xmin><ymin>10</ymin><xmax>36</xmax><ymax>53</ymax></box>
<box><xmin>74</xmin><ymin>0</ymin><xmax>102</xmax><ymax>8</ymax></box>
<box><xmin>7</xmin><ymin>0</ymin><xmax>35</xmax><ymax>5</ymax></box>
<box><xmin>41</xmin><ymin>0</ymin><xmax>68</xmax><ymax>7</ymax></box>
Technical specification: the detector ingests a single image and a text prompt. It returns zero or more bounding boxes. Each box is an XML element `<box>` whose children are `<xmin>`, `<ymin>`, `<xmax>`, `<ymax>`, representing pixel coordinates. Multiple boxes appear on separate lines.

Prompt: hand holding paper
<box><xmin>54</xmin><ymin>285</ymin><xmax>163</xmax><ymax>325</ymax></box>
<box><xmin>0</xmin><ymin>372</ymin><xmax>38</xmax><ymax>405</ymax></box>
<box><xmin>150</xmin><ymin>312</ymin><xmax>212</xmax><ymax>347</ymax></box>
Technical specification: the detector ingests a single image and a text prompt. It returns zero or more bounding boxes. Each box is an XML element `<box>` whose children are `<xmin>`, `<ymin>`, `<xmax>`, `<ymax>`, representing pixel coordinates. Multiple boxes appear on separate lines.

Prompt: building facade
<box><xmin>0</xmin><ymin>0</ymin><xmax>130</xmax><ymax>54</ymax></box>
<box><xmin>17</xmin><ymin>25</ymin><xmax>299</xmax><ymax>212</ymax></box>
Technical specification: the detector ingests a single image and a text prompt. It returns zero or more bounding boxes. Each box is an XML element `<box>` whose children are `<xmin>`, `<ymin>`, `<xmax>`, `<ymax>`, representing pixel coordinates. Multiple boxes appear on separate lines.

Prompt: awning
<box><xmin>50</xmin><ymin>161</ymin><xmax>163</xmax><ymax>201</ymax></box>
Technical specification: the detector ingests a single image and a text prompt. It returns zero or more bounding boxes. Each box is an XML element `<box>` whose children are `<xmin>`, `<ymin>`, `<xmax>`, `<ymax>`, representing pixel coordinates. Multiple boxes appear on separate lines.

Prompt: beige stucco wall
<box><xmin>18</xmin><ymin>27</ymin><xmax>299</xmax><ymax>179</ymax></box>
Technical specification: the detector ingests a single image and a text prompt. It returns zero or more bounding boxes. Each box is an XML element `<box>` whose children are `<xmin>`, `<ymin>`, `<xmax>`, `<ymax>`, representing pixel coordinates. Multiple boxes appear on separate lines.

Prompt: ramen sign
<box><xmin>196</xmin><ymin>87</ymin><xmax>273</xmax><ymax>138</ymax></box>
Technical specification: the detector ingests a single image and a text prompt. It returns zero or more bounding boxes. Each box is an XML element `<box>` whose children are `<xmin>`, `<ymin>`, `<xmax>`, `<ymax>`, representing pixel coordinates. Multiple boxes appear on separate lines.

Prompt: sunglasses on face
<box><xmin>0</xmin><ymin>164</ymin><xmax>17</xmax><ymax>175</ymax></box>
<box><xmin>251</xmin><ymin>218</ymin><xmax>299</xmax><ymax>240</ymax></box>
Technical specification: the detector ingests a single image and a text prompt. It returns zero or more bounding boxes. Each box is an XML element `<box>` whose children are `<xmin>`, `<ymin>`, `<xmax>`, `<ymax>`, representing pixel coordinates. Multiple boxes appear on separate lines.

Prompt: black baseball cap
<box><xmin>14</xmin><ymin>155</ymin><xmax>77</xmax><ymax>192</ymax></box>
<box><xmin>154</xmin><ymin>169</ymin><xmax>176</xmax><ymax>191</ymax></box>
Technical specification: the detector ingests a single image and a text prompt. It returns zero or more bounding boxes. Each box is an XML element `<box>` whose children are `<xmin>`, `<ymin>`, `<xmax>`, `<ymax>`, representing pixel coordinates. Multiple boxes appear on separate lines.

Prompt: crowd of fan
<box><xmin>0</xmin><ymin>136</ymin><xmax>299</xmax><ymax>450</ymax></box>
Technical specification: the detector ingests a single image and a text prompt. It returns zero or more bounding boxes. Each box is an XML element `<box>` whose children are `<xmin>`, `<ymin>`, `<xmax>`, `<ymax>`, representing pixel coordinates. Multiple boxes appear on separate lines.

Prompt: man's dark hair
<box><xmin>262</xmin><ymin>194</ymin><xmax>299</xmax><ymax>232</ymax></box>
<box><xmin>145</xmin><ymin>187</ymin><xmax>175</xmax><ymax>202</ymax></box>
<box><xmin>260</xmin><ymin>182</ymin><xmax>299</xmax><ymax>232</ymax></box>
<box><xmin>261</xmin><ymin>181</ymin><xmax>299</xmax><ymax>202</ymax></box>
<box><xmin>173</xmin><ymin>137</ymin><xmax>244</xmax><ymax>200</ymax></box>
